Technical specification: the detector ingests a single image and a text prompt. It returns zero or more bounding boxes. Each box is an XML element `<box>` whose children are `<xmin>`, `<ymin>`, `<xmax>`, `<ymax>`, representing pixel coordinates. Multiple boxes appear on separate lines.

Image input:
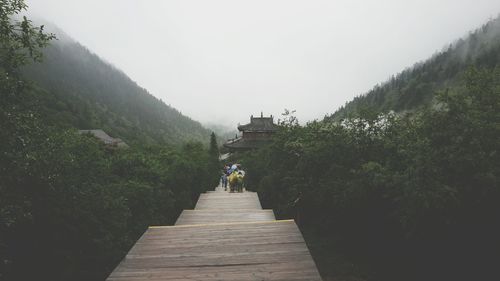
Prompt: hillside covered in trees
<box><xmin>21</xmin><ymin>25</ymin><xmax>211</xmax><ymax>146</ymax></box>
<box><xmin>1</xmin><ymin>3</ymin><xmax>220</xmax><ymax>280</ymax></box>
<box><xmin>331</xmin><ymin>15</ymin><xmax>500</xmax><ymax>119</ymax></box>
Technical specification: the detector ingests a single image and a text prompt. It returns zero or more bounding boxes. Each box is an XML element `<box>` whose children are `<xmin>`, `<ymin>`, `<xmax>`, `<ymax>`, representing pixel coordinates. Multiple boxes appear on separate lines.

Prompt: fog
<box><xmin>26</xmin><ymin>0</ymin><xmax>500</xmax><ymax>128</ymax></box>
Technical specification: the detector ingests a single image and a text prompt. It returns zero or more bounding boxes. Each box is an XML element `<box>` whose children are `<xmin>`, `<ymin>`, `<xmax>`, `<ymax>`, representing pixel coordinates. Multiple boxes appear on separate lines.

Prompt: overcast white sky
<box><xmin>27</xmin><ymin>0</ymin><xmax>500</xmax><ymax>128</ymax></box>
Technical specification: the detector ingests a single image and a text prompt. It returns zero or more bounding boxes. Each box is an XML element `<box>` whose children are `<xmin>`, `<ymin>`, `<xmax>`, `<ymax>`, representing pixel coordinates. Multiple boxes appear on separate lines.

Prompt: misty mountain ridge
<box><xmin>330</xmin><ymin>15</ymin><xmax>500</xmax><ymax>119</ymax></box>
<box><xmin>202</xmin><ymin>122</ymin><xmax>238</xmax><ymax>141</ymax></box>
<box><xmin>22</xmin><ymin>22</ymin><xmax>212</xmax><ymax>146</ymax></box>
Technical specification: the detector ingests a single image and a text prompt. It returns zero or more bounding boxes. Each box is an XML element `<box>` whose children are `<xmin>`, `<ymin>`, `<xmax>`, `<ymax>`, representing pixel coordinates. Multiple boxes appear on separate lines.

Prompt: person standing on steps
<box><xmin>221</xmin><ymin>172</ymin><xmax>228</xmax><ymax>191</ymax></box>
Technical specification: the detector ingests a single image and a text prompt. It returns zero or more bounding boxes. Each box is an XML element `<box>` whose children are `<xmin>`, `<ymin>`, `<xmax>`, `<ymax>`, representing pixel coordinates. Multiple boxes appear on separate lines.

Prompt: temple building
<box><xmin>223</xmin><ymin>113</ymin><xmax>279</xmax><ymax>152</ymax></box>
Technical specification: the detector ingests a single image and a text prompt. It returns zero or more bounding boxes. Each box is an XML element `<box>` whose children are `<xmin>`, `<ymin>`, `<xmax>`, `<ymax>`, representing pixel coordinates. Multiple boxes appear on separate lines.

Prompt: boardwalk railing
<box><xmin>106</xmin><ymin>187</ymin><xmax>323</xmax><ymax>281</ymax></box>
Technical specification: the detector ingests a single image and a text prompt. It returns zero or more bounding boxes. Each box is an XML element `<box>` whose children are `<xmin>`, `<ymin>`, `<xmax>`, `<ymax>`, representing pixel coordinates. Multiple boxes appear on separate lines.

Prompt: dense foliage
<box><xmin>242</xmin><ymin>67</ymin><xmax>500</xmax><ymax>280</ymax></box>
<box><xmin>1</xmin><ymin>129</ymin><xmax>218</xmax><ymax>280</ymax></box>
<box><xmin>332</xmin><ymin>16</ymin><xmax>500</xmax><ymax>119</ymax></box>
<box><xmin>1</xmin><ymin>2</ymin><xmax>219</xmax><ymax>280</ymax></box>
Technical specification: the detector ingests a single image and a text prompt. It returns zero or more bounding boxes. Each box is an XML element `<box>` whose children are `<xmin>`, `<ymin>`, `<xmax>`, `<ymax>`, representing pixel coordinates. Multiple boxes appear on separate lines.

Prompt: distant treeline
<box><xmin>332</xmin><ymin>15</ymin><xmax>500</xmax><ymax>119</ymax></box>
<box><xmin>242</xmin><ymin>67</ymin><xmax>500</xmax><ymax>280</ymax></box>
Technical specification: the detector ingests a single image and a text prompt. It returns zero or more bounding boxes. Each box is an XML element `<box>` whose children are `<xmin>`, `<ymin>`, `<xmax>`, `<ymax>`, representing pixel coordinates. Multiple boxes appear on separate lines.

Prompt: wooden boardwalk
<box><xmin>106</xmin><ymin>187</ymin><xmax>322</xmax><ymax>281</ymax></box>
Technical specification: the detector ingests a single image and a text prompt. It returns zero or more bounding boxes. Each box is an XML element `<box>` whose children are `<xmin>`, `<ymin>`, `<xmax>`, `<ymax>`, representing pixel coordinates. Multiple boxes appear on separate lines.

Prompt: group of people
<box><xmin>220</xmin><ymin>164</ymin><xmax>245</xmax><ymax>192</ymax></box>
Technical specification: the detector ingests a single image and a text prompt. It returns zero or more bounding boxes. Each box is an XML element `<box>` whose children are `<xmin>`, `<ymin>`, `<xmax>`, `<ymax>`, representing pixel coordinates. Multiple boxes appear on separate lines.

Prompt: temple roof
<box><xmin>237</xmin><ymin>115</ymin><xmax>279</xmax><ymax>132</ymax></box>
<box><xmin>223</xmin><ymin>137</ymin><xmax>272</xmax><ymax>150</ymax></box>
<box><xmin>79</xmin><ymin>129</ymin><xmax>129</xmax><ymax>148</ymax></box>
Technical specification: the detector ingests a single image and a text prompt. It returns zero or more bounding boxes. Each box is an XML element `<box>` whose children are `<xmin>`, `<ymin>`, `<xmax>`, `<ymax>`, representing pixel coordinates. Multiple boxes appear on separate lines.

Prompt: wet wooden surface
<box><xmin>106</xmin><ymin>186</ymin><xmax>322</xmax><ymax>281</ymax></box>
<box><xmin>175</xmin><ymin>209</ymin><xmax>275</xmax><ymax>225</ymax></box>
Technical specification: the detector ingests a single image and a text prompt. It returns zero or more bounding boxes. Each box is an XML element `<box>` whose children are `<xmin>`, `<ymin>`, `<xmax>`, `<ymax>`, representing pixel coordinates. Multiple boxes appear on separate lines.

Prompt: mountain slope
<box><xmin>331</xmin><ymin>15</ymin><xmax>500</xmax><ymax>119</ymax></box>
<box><xmin>22</xmin><ymin>27</ymin><xmax>211</xmax><ymax>146</ymax></box>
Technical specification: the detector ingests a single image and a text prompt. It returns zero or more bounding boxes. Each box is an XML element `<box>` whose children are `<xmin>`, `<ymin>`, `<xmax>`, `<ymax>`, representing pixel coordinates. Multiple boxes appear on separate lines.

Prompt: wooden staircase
<box><xmin>106</xmin><ymin>187</ymin><xmax>322</xmax><ymax>281</ymax></box>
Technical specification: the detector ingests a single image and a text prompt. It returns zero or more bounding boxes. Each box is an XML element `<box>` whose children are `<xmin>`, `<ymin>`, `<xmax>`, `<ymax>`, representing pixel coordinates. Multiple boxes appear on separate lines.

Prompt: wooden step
<box><xmin>195</xmin><ymin>193</ymin><xmax>262</xmax><ymax>210</ymax></box>
<box><xmin>175</xmin><ymin>209</ymin><xmax>275</xmax><ymax>225</ymax></box>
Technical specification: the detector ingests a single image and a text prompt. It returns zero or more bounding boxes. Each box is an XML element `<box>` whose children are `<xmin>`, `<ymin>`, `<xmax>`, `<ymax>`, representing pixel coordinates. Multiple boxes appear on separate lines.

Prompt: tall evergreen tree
<box><xmin>208</xmin><ymin>132</ymin><xmax>220</xmax><ymax>186</ymax></box>
<box><xmin>208</xmin><ymin>132</ymin><xmax>219</xmax><ymax>159</ymax></box>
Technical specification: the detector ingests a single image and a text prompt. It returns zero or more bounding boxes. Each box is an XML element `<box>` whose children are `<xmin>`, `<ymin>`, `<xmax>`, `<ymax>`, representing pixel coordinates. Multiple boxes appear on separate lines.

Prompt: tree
<box><xmin>208</xmin><ymin>132</ymin><xmax>219</xmax><ymax>159</ymax></box>
<box><xmin>1</xmin><ymin>0</ymin><xmax>55</xmax><ymax>220</ymax></box>
<box><xmin>1</xmin><ymin>0</ymin><xmax>55</xmax><ymax>95</ymax></box>
<box><xmin>208</xmin><ymin>132</ymin><xmax>220</xmax><ymax>186</ymax></box>
<box><xmin>0</xmin><ymin>1</ymin><xmax>55</xmax><ymax>197</ymax></box>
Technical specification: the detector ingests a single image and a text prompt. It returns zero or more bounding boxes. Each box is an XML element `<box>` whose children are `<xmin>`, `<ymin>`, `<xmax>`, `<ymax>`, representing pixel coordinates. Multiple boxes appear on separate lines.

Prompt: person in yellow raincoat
<box><xmin>228</xmin><ymin>171</ymin><xmax>239</xmax><ymax>192</ymax></box>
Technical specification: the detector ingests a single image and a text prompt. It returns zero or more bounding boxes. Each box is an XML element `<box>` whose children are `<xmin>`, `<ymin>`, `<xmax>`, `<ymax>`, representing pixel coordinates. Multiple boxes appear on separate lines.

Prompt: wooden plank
<box><xmin>106</xmin><ymin>220</ymin><xmax>322</xmax><ymax>281</ymax></box>
<box><xmin>175</xmin><ymin>209</ymin><xmax>275</xmax><ymax>225</ymax></box>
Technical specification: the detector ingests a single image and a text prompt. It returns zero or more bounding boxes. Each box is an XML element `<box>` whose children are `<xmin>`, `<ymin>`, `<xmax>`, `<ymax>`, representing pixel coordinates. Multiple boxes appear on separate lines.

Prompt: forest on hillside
<box><xmin>21</xmin><ymin>25</ymin><xmax>212</xmax><ymax>146</ymax></box>
<box><xmin>1</xmin><ymin>2</ymin><xmax>220</xmax><ymax>280</ymax></box>
<box><xmin>332</xmin><ymin>15</ymin><xmax>500</xmax><ymax>119</ymax></box>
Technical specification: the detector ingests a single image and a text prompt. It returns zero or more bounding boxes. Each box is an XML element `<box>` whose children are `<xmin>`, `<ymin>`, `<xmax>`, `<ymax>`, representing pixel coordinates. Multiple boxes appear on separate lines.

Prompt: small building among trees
<box><xmin>79</xmin><ymin>129</ymin><xmax>129</xmax><ymax>148</ymax></box>
<box><xmin>223</xmin><ymin>113</ymin><xmax>279</xmax><ymax>152</ymax></box>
